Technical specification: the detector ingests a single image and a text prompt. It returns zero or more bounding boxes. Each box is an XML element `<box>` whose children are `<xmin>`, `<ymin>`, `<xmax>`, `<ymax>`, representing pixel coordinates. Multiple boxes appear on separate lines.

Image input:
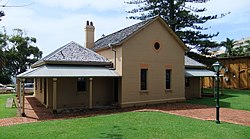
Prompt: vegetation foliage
<box><xmin>126</xmin><ymin>0</ymin><xmax>230</xmax><ymax>55</ymax></box>
<box><xmin>220</xmin><ymin>38</ymin><xmax>250</xmax><ymax>57</ymax></box>
<box><xmin>0</xmin><ymin>28</ymin><xmax>42</xmax><ymax>84</ymax></box>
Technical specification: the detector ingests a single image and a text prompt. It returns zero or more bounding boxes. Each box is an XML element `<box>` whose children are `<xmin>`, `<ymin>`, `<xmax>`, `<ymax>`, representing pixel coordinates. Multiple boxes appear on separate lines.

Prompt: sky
<box><xmin>1</xmin><ymin>0</ymin><xmax>250</xmax><ymax>56</ymax></box>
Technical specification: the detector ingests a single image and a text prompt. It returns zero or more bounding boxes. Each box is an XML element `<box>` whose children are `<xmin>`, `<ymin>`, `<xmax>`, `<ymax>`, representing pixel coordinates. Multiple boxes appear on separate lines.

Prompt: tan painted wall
<box><xmin>47</xmin><ymin>78</ymin><xmax>53</xmax><ymax>108</ymax></box>
<box><xmin>97</xmin><ymin>46</ymin><xmax>123</xmax><ymax>76</ymax></box>
<box><xmin>34</xmin><ymin>76</ymin><xmax>117</xmax><ymax>110</ymax></box>
<box><xmin>92</xmin><ymin>77</ymin><xmax>114</xmax><ymax>106</ymax></box>
<box><xmin>34</xmin><ymin>78</ymin><xmax>53</xmax><ymax>108</ymax></box>
<box><xmin>55</xmin><ymin>77</ymin><xmax>115</xmax><ymax>109</ymax></box>
<box><xmin>56</xmin><ymin>77</ymin><xmax>89</xmax><ymax>108</ymax></box>
<box><xmin>120</xmin><ymin>19</ymin><xmax>186</xmax><ymax>107</ymax></box>
<box><xmin>34</xmin><ymin>78</ymin><xmax>44</xmax><ymax>104</ymax></box>
<box><xmin>185</xmin><ymin>77</ymin><xmax>201</xmax><ymax>99</ymax></box>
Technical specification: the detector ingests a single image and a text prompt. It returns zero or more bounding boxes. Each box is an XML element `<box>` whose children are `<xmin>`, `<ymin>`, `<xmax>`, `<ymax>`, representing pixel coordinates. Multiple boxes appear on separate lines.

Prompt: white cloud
<box><xmin>1</xmin><ymin>0</ymin><xmax>250</xmax><ymax>56</ymax></box>
<box><xmin>34</xmin><ymin>0</ymin><xmax>127</xmax><ymax>11</ymax></box>
<box><xmin>0</xmin><ymin>5</ymin><xmax>138</xmax><ymax>56</ymax></box>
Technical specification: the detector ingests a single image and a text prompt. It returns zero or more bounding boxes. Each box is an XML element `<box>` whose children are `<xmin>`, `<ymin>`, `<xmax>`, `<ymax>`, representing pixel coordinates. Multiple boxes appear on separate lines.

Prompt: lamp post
<box><xmin>212</xmin><ymin>61</ymin><xmax>222</xmax><ymax>124</ymax></box>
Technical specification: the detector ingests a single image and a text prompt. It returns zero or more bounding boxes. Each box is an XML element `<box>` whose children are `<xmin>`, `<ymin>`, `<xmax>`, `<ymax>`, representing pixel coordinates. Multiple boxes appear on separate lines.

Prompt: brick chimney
<box><xmin>84</xmin><ymin>21</ymin><xmax>95</xmax><ymax>49</ymax></box>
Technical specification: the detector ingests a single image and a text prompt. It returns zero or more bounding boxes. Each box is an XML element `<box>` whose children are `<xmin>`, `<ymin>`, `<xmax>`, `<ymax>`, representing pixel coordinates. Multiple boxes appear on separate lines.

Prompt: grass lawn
<box><xmin>0</xmin><ymin>94</ymin><xmax>17</xmax><ymax>119</ymax></box>
<box><xmin>0</xmin><ymin>112</ymin><xmax>249</xmax><ymax>139</ymax></box>
<box><xmin>187</xmin><ymin>89</ymin><xmax>250</xmax><ymax>111</ymax></box>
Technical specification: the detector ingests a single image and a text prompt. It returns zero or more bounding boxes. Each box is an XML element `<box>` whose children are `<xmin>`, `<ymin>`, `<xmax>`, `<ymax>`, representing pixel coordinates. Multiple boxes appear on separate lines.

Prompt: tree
<box><xmin>126</xmin><ymin>0</ymin><xmax>229</xmax><ymax>54</ymax></box>
<box><xmin>234</xmin><ymin>46</ymin><xmax>244</xmax><ymax>56</ymax></box>
<box><xmin>244</xmin><ymin>40</ymin><xmax>250</xmax><ymax>56</ymax></box>
<box><xmin>0</xmin><ymin>29</ymin><xmax>8</xmax><ymax>69</ymax></box>
<box><xmin>219</xmin><ymin>38</ymin><xmax>250</xmax><ymax>57</ymax></box>
<box><xmin>0</xmin><ymin>28</ymin><xmax>43</xmax><ymax>84</ymax></box>
<box><xmin>0</xmin><ymin>28</ymin><xmax>11</xmax><ymax>84</ymax></box>
<box><xmin>0</xmin><ymin>11</ymin><xmax>4</xmax><ymax>21</ymax></box>
<box><xmin>220</xmin><ymin>38</ymin><xmax>236</xmax><ymax>57</ymax></box>
<box><xmin>5</xmin><ymin>29</ymin><xmax>42</xmax><ymax>76</ymax></box>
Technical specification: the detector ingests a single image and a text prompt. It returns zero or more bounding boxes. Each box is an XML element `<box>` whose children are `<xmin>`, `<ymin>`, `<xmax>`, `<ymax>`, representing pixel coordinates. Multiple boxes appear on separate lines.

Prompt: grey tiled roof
<box><xmin>185</xmin><ymin>56</ymin><xmax>205</xmax><ymax>67</ymax></box>
<box><xmin>93</xmin><ymin>18</ymin><xmax>153</xmax><ymax>51</ymax></box>
<box><xmin>32</xmin><ymin>41</ymin><xmax>110</xmax><ymax>67</ymax></box>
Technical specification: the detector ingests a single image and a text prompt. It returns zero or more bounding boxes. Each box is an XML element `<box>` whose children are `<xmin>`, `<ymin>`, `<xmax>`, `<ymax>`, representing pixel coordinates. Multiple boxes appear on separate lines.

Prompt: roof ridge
<box><xmin>32</xmin><ymin>41</ymin><xmax>111</xmax><ymax>68</ymax></box>
<box><xmin>73</xmin><ymin>41</ymin><xmax>110</xmax><ymax>62</ymax></box>
<box><xmin>93</xmin><ymin>16</ymin><xmax>158</xmax><ymax>51</ymax></box>
<box><xmin>43</xmin><ymin>41</ymin><xmax>76</xmax><ymax>60</ymax></box>
<box><xmin>95</xmin><ymin>19</ymin><xmax>149</xmax><ymax>43</ymax></box>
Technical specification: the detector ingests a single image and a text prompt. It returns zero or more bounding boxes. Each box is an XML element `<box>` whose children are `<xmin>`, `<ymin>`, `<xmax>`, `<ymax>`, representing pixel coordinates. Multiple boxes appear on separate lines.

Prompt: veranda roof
<box><xmin>17</xmin><ymin>65</ymin><xmax>120</xmax><ymax>78</ymax></box>
<box><xmin>185</xmin><ymin>69</ymin><xmax>215</xmax><ymax>77</ymax></box>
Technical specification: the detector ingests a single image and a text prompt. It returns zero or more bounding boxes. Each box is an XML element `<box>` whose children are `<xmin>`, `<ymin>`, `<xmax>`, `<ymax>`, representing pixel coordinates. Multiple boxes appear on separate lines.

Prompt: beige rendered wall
<box><xmin>121</xmin><ymin>20</ymin><xmax>186</xmax><ymax>107</ymax></box>
<box><xmin>56</xmin><ymin>77</ymin><xmax>115</xmax><ymax>109</ymax></box>
<box><xmin>185</xmin><ymin>77</ymin><xmax>201</xmax><ymax>99</ymax></box>
<box><xmin>56</xmin><ymin>77</ymin><xmax>89</xmax><ymax>108</ymax></box>
<box><xmin>47</xmin><ymin>78</ymin><xmax>53</xmax><ymax>108</ymax></box>
<box><xmin>34</xmin><ymin>78</ymin><xmax>44</xmax><ymax>104</ymax></box>
<box><xmin>92</xmin><ymin>77</ymin><xmax>114</xmax><ymax>106</ymax></box>
<box><xmin>34</xmin><ymin>78</ymin><xmax>53</xmax><ymax>108</ymax></box>
<box><xmin>97</xmin><ymin>46</ymin><xmax>123</xmax><ymax>76</ymax></box>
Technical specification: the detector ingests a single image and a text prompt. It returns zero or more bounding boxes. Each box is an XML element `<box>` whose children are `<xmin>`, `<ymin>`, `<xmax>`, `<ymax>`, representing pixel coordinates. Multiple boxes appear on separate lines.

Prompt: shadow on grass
<box><xmin>203</xmin><ymin>88</ymin><xmax>250</xmax><ymax>96</ymax></box>
<box><xmin>187</xmin><ymin>94</ymin><xmax>233</xmax><ymax>108</ymax></box>
<box><xmin>100</xmin><ymin>125</ymin><xmax>123</xmax><ymax>139</ymax></box>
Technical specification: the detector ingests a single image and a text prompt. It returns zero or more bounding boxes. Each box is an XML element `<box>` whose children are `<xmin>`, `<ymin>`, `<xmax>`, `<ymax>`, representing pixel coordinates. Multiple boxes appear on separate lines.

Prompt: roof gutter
<box><xmin>109</xmin><ymin>43</ymin><xmax>116</xmax><ymax>70</ymax></box>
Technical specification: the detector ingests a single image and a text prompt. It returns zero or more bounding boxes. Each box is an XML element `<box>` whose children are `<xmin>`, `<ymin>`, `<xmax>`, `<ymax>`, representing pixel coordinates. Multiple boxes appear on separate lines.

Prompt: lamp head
<box><xmin>212</xmin><ymin>61</ymin><xmax>222</xmax><ymax>72</ymax></box>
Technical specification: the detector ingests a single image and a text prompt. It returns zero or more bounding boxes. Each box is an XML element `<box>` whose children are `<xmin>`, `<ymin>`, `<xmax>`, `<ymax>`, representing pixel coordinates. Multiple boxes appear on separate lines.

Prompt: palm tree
<box><xmin>221</xmin><ymin>38</ymin><xmax>236</xmax><ymax>57</ymax></box>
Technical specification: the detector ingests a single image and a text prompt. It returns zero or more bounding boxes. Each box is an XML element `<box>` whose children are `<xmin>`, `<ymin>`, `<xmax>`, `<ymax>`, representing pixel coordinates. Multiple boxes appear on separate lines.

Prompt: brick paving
<box><xmin>0</xmin><ymin>96</ymin><xmax>250</xmax><ymax>127</ymax></box>
<box><xmin>136</xmin><ymin>104</ymin><xmax>250</xmax><ymax>126</ymax></box>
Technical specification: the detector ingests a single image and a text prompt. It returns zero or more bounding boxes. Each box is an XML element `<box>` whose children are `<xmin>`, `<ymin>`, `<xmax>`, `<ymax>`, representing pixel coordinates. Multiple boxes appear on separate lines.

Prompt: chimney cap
<box><xmin>86</xmin><ymin>21</ymin><xmax>94</xmax><ymax>26</ymax></box>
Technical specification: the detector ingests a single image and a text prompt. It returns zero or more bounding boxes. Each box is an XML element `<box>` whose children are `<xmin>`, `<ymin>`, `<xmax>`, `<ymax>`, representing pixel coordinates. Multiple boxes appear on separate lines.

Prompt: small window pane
<box><xmin>166</xmin><ymin>70</ymin><xmax>171</xmax><ymax>89</ymax></box>
<box><xmin>77</xmin><ymin>78</ymin><xmax>86</xmax><ymax>91</ymax></box>
<box><xmin>141</xmin><ymin>69</ymin><xmax>147</xmax><ymax>90</ymax></box>
<box><xmin>154</xmin><ymin>42</ymin><xmax>160</xmax><ymax>50</ymax></box>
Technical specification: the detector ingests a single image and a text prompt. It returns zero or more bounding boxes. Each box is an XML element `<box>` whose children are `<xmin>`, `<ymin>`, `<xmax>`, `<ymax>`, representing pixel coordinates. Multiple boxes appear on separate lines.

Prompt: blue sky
<box><xmin>1</xmin><ymin>0</ymin><xmax>250</xmax><ymax>56</ymax></box>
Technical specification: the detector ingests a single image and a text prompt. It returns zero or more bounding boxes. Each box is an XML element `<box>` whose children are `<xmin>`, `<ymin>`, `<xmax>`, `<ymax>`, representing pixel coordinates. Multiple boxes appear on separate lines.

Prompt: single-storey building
<box><xmin>17</xmin><ymin>16</ymin><xmax>213</xmax><ymax>114</ymax></box>
<box><xmin>184</xmin><ymin>56</ymin><xmax>215</xmax><ymax>99</ymax></box>
<box><xmin>203</xmin><ymin>56</ymin><xmax>250</xmax><ymax>89</ymax></box>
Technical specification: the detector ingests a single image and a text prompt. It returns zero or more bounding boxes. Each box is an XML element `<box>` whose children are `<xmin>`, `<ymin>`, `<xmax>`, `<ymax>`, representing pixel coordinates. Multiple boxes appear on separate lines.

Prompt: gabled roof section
<box><xmin>32</xmin><ymin>41</ymin><xmax>111</xmax><ymax>68</ymax></box>
<box><xmin>185</xmin><ymin>56</ymin><xmax>205</xmax><ymax>68</ymax></box>
<box><xmin>93</xmin><ymin>16</ymin><xmax>188</xmax><ymax>51</ymax></box>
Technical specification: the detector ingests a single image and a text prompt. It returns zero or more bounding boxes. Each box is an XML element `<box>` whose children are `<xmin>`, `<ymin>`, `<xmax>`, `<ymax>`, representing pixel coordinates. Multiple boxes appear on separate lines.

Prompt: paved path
<box><xmin>136</xmin><ymin>104</ymin><xmax>250</xmax><ymax>126</ymax></box>
<box><xmin>1</xmin><ymin>96</ymin><xmax>250</xmax><ymax>126</ymax></box>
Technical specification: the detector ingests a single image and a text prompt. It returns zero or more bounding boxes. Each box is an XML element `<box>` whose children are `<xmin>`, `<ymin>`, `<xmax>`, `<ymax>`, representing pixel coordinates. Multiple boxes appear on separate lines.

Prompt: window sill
<box><xmin>165</xmin><ymin>89</ymin><xmax>173</xmax><ymax>93</ymax></box>
<box><xmin>76</xmin><ymin>91</ymin><xmax>87</xmax><ymax>94</ymax></box>
<box><xmin>140</xmin><ymin>90</ymin><xmax>149</xmax><ymax>94</ymax></box>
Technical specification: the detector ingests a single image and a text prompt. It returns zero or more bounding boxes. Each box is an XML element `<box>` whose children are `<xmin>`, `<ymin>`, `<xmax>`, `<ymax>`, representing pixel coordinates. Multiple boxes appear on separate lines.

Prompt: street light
<box><xmin>212</xmin><ymin>61</ymin><xmax>223</xmax><ymax>124</ymax></box>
